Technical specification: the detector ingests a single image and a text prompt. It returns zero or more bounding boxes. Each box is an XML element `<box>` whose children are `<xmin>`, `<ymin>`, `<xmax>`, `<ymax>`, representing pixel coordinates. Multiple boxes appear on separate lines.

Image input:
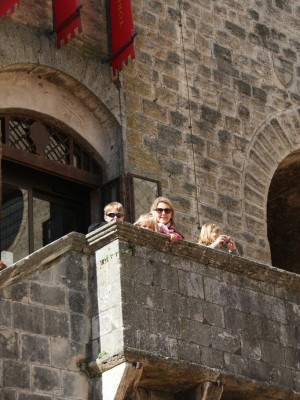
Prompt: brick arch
<box><xmin>0</xmin><ymin>65</ymin><xmax>122</xmax><ymax>180</ymax></box>
<box><xmin>241</xmin><ymin>106</ymin><xmax>300</xmax><ymax>262</ymax></box>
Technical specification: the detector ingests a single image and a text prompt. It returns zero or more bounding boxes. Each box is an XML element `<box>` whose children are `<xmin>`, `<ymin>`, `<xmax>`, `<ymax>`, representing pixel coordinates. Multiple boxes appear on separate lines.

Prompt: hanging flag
<box><xmin>52</xmin><ymin>0</ymin><xmax>83</xmax><ymax>49</ymax></box>
<box><xmin>109</xmin><ymin>0</ymin><xmax>135</xmax><ymax>76</ymax></box>
<box><xmin>0</xmin><ymin>0</ymin><xmax>20</xmax><ymax>17</ymax></box>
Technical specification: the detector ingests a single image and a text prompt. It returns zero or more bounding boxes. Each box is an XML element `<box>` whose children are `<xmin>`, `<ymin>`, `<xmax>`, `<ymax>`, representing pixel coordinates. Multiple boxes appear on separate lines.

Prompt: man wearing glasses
<box><xmin>88</xmin><ymin>201</ymin><xmax>125</xmax><ymax>233</ymax></box>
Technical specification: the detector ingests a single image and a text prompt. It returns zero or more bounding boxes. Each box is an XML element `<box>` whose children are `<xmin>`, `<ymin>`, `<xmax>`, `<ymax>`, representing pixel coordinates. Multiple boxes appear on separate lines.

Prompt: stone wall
<box><xmin>0</xmin><ymin>233</ymin><xmax>93</xmax><ymax>399</ymax></box>
<box><xmin>0</xmin><ymin>224</ymin><xmax>299</xmax><ymax>399</ymax></box>
<box><xmin>120</xmin><ymin>0</ymin><xmax>300</xmax><ymax>264</ymax></box>
<box><xmin>88</xmin><ymin>222</ymin><xmax>300</xmax><ymax>399</ymax></box>
<box><xmin>2</xmin><ymin>1</ymin><xmax>300</xmax><ymax>266</ymax></box>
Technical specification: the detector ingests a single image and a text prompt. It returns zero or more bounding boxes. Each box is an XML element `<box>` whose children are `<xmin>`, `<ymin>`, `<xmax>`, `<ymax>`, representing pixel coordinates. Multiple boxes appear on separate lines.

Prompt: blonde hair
<box><xmin>104</xmin><ymin>202</ymin><xmax>124</xmax><ymax>214</ymax></box>
<box><xmin>150</xmin><ymin>196</ymin><xmax>176</xmax><ymax>225</ymax></box>
<box><xmin>198</xmin><ymin>223</ymin><xmax>220</xmax><ymax>246</ymax></box>
<box><xmin>134</xmin><ymin>212</ymin><xmax>160</xmax><ymax>232</ymax></box>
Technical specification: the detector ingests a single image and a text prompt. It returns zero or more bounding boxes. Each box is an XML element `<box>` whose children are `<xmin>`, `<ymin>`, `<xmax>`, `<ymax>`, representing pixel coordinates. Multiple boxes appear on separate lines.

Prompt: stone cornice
<box><xmin>0</xmin><ymin>232</ymin><xmax>88</xmax><ymax>289</ymax></box>
<box><xmin>87</xmin><ymin>221</ymin><xmax>300</xmax><ymax>291</ymax></box>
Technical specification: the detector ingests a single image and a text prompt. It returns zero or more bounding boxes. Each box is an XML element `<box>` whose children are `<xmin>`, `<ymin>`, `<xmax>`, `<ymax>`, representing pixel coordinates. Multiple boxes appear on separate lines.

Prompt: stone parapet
<box><xmin>87</xmin><ymin>222</ymin><xmax>300</xmax><ymax>399</ymax></box>
<box><xmin>0</xmin><ymin>232</ymin><xmax>92</xmax><ymax>399</ymax></box>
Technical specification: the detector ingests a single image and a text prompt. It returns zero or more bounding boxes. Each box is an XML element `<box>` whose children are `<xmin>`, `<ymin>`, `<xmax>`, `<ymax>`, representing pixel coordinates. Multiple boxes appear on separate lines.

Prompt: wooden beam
<box><xmin>102</xmin><ymin>362</ymin><xmax>143</xmax><ymax>400</ymax></box>
<box><xmin>195</xmin><ymin>381</ymin><xmax>224</xmax><ymax>400</ymax></box>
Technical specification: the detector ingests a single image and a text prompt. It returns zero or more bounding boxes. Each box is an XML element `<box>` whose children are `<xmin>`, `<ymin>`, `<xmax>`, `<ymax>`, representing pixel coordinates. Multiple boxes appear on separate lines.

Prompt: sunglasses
<box><xmin>156</xmin><ymin>208</ymin><xmax>172</xmax><ymax>214</ymax></box>
<box><xmin>106</xmin><ymin>213</ymin><xmax>124</xmax><ymax>218</ymax></box>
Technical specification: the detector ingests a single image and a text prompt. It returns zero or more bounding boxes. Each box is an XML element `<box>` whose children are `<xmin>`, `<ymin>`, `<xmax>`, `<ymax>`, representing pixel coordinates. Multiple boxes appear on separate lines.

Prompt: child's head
<box><xmin>198</xmin><ymin>223</ymin><xmax>220</xmax><ymax>245</ymax></box>
<box><xmin>104</xmin><ymin>202</ymin><xmax>124</xmax><ymax>223</ymax></box>
<box><xmin>134</xmin><ymin>212</ymin><xmax>160</xmax><ymax>232</ymax></box>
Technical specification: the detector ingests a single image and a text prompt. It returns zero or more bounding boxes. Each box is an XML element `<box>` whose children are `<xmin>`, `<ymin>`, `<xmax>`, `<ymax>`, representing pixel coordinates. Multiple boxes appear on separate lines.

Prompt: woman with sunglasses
<box><xmin>150</xmin><ymin>197</ymin><xmax>184</xmax><ymax>242</ymax></box>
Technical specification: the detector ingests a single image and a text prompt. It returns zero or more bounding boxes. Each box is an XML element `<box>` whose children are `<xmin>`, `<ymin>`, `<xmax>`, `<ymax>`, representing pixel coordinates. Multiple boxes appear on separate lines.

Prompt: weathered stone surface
<box><xmin>89</xmin><ymin>223</ymin><xmax>300</xmax><ymax>398</ymax></box>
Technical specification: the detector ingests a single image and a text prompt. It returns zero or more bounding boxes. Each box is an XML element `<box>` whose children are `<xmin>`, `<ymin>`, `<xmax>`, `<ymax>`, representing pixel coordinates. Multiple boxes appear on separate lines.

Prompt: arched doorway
<box><xmin>0</xmin><ymin>115</ymin><xmax>102</xmax><ymax>264</ymax></box>
<box><xmin>267</xmin><ymin>150</ymin><xmax>300</xmax><ymax>274</ymax></box>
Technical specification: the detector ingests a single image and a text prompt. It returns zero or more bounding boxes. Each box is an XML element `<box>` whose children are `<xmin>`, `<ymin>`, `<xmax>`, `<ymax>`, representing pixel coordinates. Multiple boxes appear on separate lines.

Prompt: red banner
<box><xmin>53</xmin><ymin>0</ymin><xmax>82</xmax><ymax>49</ymax></box>
<box><xmin>109</xmin><ymin>0</ymin><xmax>135</xmax><ymax>76</ymax></box>
<box><xmin>0</xmin><ymin>0</ymin><xmax>20</xmax><ymax>17</ymax></box>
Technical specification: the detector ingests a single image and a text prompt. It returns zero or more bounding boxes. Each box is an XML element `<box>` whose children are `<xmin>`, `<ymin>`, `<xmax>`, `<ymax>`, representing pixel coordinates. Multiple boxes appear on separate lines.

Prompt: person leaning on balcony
<box><xmin>0</xmin><ymin>260</ymin><xmax>7</xmax><ymax>271</ymax></box>
<box><xmin>198</xmin><ymin>223</ymin><xmax>239</xmax><ymax>254</ymax></box>
<box><xmin>150</xmin><ymin>196</ymin><xmax>184</xmax><ymax>243</ymax></box>
<box><xmin>134</xmin><ymin>211</ymin><xmax>170</xmax><ymax>235</ymax></box>
<box><xmin>88</xmin><ymin>201</ymin><xmax>125</xmax><ymax>233</ymax></box>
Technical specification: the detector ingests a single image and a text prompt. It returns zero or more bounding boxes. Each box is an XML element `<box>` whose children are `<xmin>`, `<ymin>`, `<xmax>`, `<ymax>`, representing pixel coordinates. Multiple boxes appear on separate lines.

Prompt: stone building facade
<box><xmin>0</xmin><ymin>0</ymin><xmax>300</xmax><ymax>399</ymax></box>
<box><xmin>1</xmin><ymin>0</ymin><xmax>300</xmax><ymax>271</ymax></box>
<box><xmin>0</xmin><ymin>225</ymin><xmax>299</xmax><ymax>399</ymax></box>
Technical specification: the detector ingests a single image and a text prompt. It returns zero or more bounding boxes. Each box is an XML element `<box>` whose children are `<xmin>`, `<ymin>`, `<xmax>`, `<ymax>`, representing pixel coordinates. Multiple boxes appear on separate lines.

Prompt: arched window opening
<box><xmin>0</xmin><ymin>115</ymin><xmax>103</xmax><ymax>265</ymax></box>
<box><xmin>1</xmin><ymin>116</ymin><xmax>101</xmax><ymax>177</ymax></box>
<box><xmin>267</xmin><ymin>150</ymin><xmax>300</xmax><ymax>274</ymax></box>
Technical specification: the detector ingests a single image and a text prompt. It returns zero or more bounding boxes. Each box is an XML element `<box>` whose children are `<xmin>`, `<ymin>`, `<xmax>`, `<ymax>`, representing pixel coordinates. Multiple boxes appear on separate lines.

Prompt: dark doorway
<box><xmin>267</xmin><ymin>150</ymin><xmax>300</xmax><ymax>274</ymax></box>
<box><xmin>0</xmin><ymin>115</ymin><xmax>103</xmax><ymax>265</ymax></box>
<box><xmin>1</xmin><ymin>160</ymin><xmax>91</xmax><ymax>263</ymax></box>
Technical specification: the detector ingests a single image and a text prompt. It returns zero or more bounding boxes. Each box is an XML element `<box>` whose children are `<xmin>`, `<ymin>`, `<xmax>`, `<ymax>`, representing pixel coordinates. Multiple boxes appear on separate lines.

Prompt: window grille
<box><xmin>1</xmin><ymin>116</ymin><xmax>101</xmax><ymax>175</ymax></box>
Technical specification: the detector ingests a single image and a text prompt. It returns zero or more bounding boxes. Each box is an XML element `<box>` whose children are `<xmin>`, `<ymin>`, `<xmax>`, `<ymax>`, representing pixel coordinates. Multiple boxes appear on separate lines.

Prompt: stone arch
<box><xmin>0</xmin><ymin>64</ymin><xmax>123</xmax><ymax>180</ymax></box>
<box><xmin>242</xmin><ymin>106</ymin><xmax>300</xmax><ymax>265</ymax></box>
<box><xmin>0</xmin><ymin>17</ymin><xmax>120</xmax><ymax>124</ymax></box>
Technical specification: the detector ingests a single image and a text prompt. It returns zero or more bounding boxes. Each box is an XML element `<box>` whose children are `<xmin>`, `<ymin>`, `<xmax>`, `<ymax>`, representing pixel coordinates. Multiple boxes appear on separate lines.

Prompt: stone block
<box><xmin>203</xmin><ymin>302</ymin><xmax>224</xmax><ymax>327</ymax></box>
<box><xmin>0</xmin><ymin>388</ymin><xmax>17</xmax><ymax>400</ymax></box>
<box><xmin>200</xmin><ymin>346</ymin><xmax>224</xmax><ymax>369</ymax></box>
<box><xmin>156</xmin><ymin>264</ymin><xmax>179</xmax><ymax>292</ymax></box>
<box><xmin>51</xmin><ymin>337</ymin><xmax>87</xmax><ymax>370</ymax></box>
<box><xmin>122</xmin><ymin>303</ymin><xmax>148</xmax><ymax>331</ymax></box>
<box><xmin>3</xmin><ymin>360</ymin><xmax>30</xmax><ymax>389</ymax></box>
<box><xmin>284</xmin><ymin>346</ymin><xmax>300</xmax><ymax>370</ymax></box>
<box><xmin>99</xmin><ymin>306</ymin><xmax>122</xmax><ymax>336</ymax></box>
<box><xmin>181</xmin><ymin>318</ymin><xmax>211</xmax><ymax>346</ymax></box>
<box><xmin>98</xmin><ymin>280</ymin><xmax>121</xmax><ymax>312</ymax></box>
<box><xmin>211</xmin><ymin>326</ymin><xmax>241</xmax><ymax>354</ymax></box>
<box><xmin>30</xmin><ymin>282</ymin><xmax>65</xmax><ymax>309</ymax></box>
<box><xmin>178</xmin><ymin>270</ymin><xmax>204</xmax><ymax>299</ymax></box>
<box><xmin>224</xmin><ymin>353</ymin><xmax>248</xmax><ymax>375</ymax></box>
<box><xmin>0</xmin><ymin>301</ymin><xmax>12</xmax><ymax>328</ymax></box>
<box><xmin>260</xmin><ymin>340</ymin><xmax>286</xmax><ymax>367</ymax></box>
<box><xmin>54</xmin><ymin>253</ymin><xmax>88</xmax><ymax>291</ymax></box>
<box><xmin>44</xmin><ymin>309</ymin><xmax>69</xmax><ymax>338</ymax></box>
<box><xmin>3</xmin><ymin>281</ymin><xmax>29</xmax><ymax>302</ymax></box>
<box><xmin>186</xmin><ymin>297</ymin><xmax>204</xmax><ymax>323</ymax></box>
<box><xmin>200</xmin><ymin>105</ymin><xmax>221</xmax><ymax>124</ymax></box>
<box><xmin>157</xmin><ymin>124</ymin><xmax>182</xmax><ymax>146</ymax></box>
<box><xmin>13</xmin><ymin>303</ymin><xmax>44</xmax><ymax>334</ymax></box>
<box><xmin>178</xmin><ymin>340</ymin><xmax>201</xmax><ymax>363</ymax></box>
<box><xmin>225</xmin><ymin>21</ymin><xmax>246</xmax><ymax>38</ymax></box>
<box><xmin>293</xmin><ymin>371</ymin><xmax>300</xmax><ymax>391</ymax></box>
<box><xmin>62</xmin><ymin>370</ymin><xmax>89</xmax><ymax>398</ymax></box>
<box><xmin>213</xmin><ymin>44</ymin><xmax>232</xmax><ymax>63</ymax></box>
<box><xmin>70</xmin><ymin>314</ymin><xmax>91</xmax><ymax>343</ymax></box>
<box><xmin>143</xmin><ymin>99</ymin><xmax>168</xmax><ymax>123</ymax></box>
<box><xmin>240</xmin><ymin>333</ymin><xmax>262</xmax><ymax>360</ymax></box>
<box><xmin>21</xmin><ymin>333</ymin><xmax>50</xmax><ymax>364</ymax></box>
<box><xmin>33</xmin><ymin>366</ymin><xmax>61</xmax><ymax>393</ymax></box>
<box><xmin>68</xmin><ymin>289</ymin><xmax>88</xmax><ymax>315</ymax></box>
<box><xmin>234</xmin><ymin>79</ymin><xmax>251</xmax><ymax>96</ymax></box>
<box><xmin>149</xmin><ymin>309</ymin><xmax>181</xmax><ymax>337</ymax></box>
<box><xmin>0</xmin><ymin>329</ymin><xmax>18</xmax><ymax>359</ymax></box>
<box><xmin>100</xmin><ymin>328</ymin><xmax>124</xmax><ymax>355</ymax></box>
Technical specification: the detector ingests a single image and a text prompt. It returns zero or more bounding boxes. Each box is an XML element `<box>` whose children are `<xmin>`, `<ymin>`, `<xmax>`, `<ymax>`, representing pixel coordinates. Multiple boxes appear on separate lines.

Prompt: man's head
<box><xmin>104</xmin><ymin>202</ymin><xmax>125</xmax><ymax>223</ymax></box>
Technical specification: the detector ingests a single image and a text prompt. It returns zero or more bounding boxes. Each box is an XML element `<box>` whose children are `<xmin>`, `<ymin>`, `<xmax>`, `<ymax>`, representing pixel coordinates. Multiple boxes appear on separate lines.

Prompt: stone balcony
<box><xmin>0</xmin><ymin>222</ymin><xmax>299</xmax><ymax>400</ymax></box>
<box><xmin>87</xmin><ymin>222</ymin><xmax>300</xmax><ymax>400</ymax></box>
